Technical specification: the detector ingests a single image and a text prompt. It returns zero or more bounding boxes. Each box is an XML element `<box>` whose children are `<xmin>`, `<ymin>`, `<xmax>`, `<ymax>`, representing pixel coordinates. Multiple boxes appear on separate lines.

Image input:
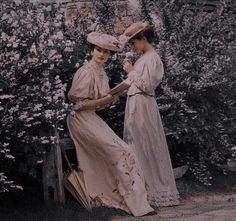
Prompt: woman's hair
<box><xmin>89</xmin><ymin>43</ymin><xmax>96</xmax><ymax>51</ymax></box>
<box><xmin>129</xmin><ymin>26</ymin><xmax>156</xmax><ymax>43</ymax></box>
<box><xmin>89</xmin><ymin>43</ymin><xmax>115</xmax><ymax>56</ymax></box>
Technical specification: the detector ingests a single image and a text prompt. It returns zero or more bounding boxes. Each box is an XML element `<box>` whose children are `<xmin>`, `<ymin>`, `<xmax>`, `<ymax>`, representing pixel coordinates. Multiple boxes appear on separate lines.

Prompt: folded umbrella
<box><xmin>62</xmin><ymin>147</ymin><xmax>92</xmax><ymax>211</ymax></box>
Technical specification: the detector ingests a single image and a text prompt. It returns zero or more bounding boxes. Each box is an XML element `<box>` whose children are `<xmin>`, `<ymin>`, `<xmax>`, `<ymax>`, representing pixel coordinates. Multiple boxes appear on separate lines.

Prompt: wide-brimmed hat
<box><xmin>87</xmin><ymin>32</ymin><xmax>122</xmax><ymax>52</ymax></box>
<box><xmin>119</xmin><ymin>21</ymin><xmax>149</xmax><ymax>46</ymax></box>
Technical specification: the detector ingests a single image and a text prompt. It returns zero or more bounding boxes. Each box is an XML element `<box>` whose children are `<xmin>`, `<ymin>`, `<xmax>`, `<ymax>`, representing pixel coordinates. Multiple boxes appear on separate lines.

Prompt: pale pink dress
<box><xmin>67</xmin><ymin>61</ymin><xmax>153</xmax><ymax>216</ymax></box>
<box><xmin>124</xmin><ymin>48</ymin><xmax>180</xmax><ymax>207</ymax></box>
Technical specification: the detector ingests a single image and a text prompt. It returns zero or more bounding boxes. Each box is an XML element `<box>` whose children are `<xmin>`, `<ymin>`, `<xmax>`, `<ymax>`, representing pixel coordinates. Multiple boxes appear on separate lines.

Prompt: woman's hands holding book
<box><xmin>104</xmin><ymin>94</ymin><xmax>115</xmax><ymax>103</ymax></box>
<box><xmin>104</xmin><ymin>94</ymin><xmax>120</xmax><ymax>101</ymax></box>
<box><xmin>112</xmin><ymin>92</ymin><xmax>123</xmax><ymax>102</ymax></box>
<box><xmin>73</xmin><ymin>94</ymin><xmax>121</xmax><ymax>112</ymax></box>
<box><xmin>94</xmin><ymin>94</ymin><xmax>120</xmax><ymax>110</ymax></box>
<box><xmin>104</xmin><ymin>94</ymin><xmax>121</xmax><ymax>103</ymax></box>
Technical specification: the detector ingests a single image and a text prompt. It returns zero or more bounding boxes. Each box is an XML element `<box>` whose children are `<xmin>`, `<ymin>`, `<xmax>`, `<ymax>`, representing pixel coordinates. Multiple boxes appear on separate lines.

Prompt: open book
<box><xmin>109</xmin><ymin>81</ymin><xmax>130</xmax><ymax>96</ymax></box>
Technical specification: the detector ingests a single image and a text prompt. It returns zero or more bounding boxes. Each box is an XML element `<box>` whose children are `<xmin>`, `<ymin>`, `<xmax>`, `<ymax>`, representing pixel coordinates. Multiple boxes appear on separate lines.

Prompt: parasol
<box><xmin>62</xmin><ymin>148</ymin><xmax>92</xmax><ymax>211</ymax></box>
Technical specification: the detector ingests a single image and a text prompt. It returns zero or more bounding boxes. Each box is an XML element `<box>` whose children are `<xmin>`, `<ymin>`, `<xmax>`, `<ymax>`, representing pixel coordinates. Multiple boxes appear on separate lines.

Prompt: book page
<box><xmin>109</xmin><ymin>81</ymin><xmax>130</xmax><ymax>95</ymax></box>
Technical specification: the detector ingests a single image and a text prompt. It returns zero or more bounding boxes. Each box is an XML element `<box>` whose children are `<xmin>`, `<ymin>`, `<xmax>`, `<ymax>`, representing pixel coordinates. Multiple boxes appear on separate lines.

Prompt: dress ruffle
<box><xmin>148</xmin><ymin>190</ymin><xmax>180</xmax><ymax>207</ymax></box>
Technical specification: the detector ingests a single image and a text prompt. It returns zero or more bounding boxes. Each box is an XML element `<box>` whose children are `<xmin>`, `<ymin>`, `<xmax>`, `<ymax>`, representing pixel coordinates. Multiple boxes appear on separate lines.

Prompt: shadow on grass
<box><xmin>0</xmin><ymin>192</ymin><xmax>129</xmax><ymax>221</ymax></box>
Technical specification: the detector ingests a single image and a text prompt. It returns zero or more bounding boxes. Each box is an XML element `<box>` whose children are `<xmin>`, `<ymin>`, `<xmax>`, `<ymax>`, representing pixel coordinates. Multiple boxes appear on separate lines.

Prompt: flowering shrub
<box><xmin>0</xmin><ymin>0</ymin><xmax>94</xmax><ymax>191</ymax></box>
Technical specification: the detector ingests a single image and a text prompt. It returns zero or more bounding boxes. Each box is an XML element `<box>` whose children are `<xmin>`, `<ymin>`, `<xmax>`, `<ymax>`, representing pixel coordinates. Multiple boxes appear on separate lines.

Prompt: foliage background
<box><xmin>0</xmin><ymin>0</ymin><xmax>235</xmax><ymax>198</ymax></box>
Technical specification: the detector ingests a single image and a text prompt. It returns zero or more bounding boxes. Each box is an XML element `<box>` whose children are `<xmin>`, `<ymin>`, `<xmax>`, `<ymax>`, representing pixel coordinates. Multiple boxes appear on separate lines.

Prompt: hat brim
<box><xmin>119</xmin><ymin>22</ymin><xmax>149</xmax><ymax>46</ymax></box>
<box><xmin>87</xmin><ymin>32</ymin><xmax>122</xmax><ymax>52</ymax></box>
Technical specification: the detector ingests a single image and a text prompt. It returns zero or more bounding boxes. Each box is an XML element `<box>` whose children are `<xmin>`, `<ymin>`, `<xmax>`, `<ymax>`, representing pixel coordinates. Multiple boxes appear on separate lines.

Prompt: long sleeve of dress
<box><xmin>68</xmin><ymin>67</ymin><xmax>94</xmax><ymax>109</ymax></box>
<box><xmin>125</xmin><ymin>52</ymin><xmax>164</xmax><ymax>96</ymax></box>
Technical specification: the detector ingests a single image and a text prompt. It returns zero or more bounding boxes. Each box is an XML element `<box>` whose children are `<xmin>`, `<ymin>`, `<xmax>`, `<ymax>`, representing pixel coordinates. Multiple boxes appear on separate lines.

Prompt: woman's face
<box><xmin>91</xmin><ymin>46</ymin><xmax>111</xmax><ymax>64</ymax></box>
<box><xmin>128</xmin><ymin>38</ymin><xmax>146</xmax><ymax>54</ymax></box>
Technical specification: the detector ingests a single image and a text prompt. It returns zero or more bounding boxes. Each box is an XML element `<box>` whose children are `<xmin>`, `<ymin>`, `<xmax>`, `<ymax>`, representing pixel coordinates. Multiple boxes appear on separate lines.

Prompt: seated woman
<box><xmin>67</xmin><ymin>32</ymin><xmax>154</xmax><ymax>217</ymax></box>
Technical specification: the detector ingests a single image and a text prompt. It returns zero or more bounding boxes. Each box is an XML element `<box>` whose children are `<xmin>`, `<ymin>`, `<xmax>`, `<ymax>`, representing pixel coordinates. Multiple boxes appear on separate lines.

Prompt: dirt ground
<box><xmin>111</xmin><ymin>193</ymin><xmax>236</xmax><ymax>221</ymax></box>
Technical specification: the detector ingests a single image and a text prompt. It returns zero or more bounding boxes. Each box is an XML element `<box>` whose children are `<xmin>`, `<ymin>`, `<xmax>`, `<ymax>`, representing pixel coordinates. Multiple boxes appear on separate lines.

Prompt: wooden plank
<box><xmin>42</xmin><ymin>127</ymin><xmax>66</xmax><ymax>207</ymax></box>
<box><xmin>60</xmin><ymin>138</ymin><xmax>75</xmax><ymax>150</ymax></box>
<box><xmin>53</xmin><ymin>126</ymin><xmax>65</xmax><ymax>206</ymax></box>
<box><xmin>43</xmin><ymin>145</ymin><xmax>57</xmax><ymax>207</ymax></box>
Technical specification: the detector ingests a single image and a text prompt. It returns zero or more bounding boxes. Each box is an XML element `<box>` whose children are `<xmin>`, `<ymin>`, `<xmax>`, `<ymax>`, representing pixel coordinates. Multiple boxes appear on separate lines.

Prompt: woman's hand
<box><xmin>73</xmin><ymin>94</ymin><xmax>120</xmax><ymax>111</ymax></box>
<box><xmin>97</xmin><ymin>94</ymin><xmax>120</xmax><ymax>110</ymax></box>
<box><xmin>112</xmin><ymin>92</ymin><xmax>122</xmax><ymax>103</ymax></box>
<box><xmin>123</xmin><ymin>58</ymin><xmax>134</xmax><ymax>74</ymax></box>
<box><xmin>104</xmin><ymin>93</ymin><xmax>121</xmax><ymax>104</ymax></box>
<box><xmin>94</xmin><ymin>95</ymin><xmax>114</xmax><ymax>110</ymax></box>
<box><xmin>104</xmin><ymin>94</ymin><xmax>115</xmax><ymax>103</ymax></box>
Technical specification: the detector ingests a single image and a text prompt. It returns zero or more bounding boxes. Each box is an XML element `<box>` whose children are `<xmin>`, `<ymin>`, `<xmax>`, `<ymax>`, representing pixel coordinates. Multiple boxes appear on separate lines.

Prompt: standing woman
<box><xmin>120</xmin><ymin>22</ymin><xmax>180</xmax><ymax>207</ymax></box>
<box><xmin>67</xmin><ymin>32</ymin><xmax>154</xmax><ymax>216</ymax></box>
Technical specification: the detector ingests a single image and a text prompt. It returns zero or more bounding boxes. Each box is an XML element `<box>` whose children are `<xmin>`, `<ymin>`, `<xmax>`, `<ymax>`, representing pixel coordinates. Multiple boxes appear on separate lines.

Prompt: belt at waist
<box><xmin>128</xmin><ymin>92</ymin><xmax>155</xmax><ymax>97</ymax></box>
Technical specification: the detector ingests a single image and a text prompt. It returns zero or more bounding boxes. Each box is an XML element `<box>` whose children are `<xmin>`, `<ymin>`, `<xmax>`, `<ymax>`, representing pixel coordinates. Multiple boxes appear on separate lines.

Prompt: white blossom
<box><xmin>14</xmin><ymin>54</ymin><xmax>20</xmax><ymax>60</ymax></box>
<box><xmin>28</xmin><ymin>57</ymin><xmax>38</xmax><ymax>64</ymax></box>
<box><xmin>48</xmin><ymin>39</ymin><xmax>54</xmax><ymax>46</ymax></box>
<box><xmin>5</xmin><ymin>154</ymin><xmax>15</xmax><ymax>160</ymax></box>
<box><xmin>17</xmin><ymin>131</ymin><xmax>25</xmax><ymax>138</ymax></box>
<box><xmin>64</xmin><ymin>47</ymin><xmax>73</xmax><ymax>52</ymax></box>
<box><xmin>1</xmin><ymin>32</ymin><xmax>8</xmax><ymax>41</ymax></box>
<box><xmin>49</xmin><ymin>64</ymin><xmax>55</xmax><ymax>69</ymax></box>
<box><xmin>45</xmin><ymin>96</ymin><xmax>52</xmax><ymax>102</ymax></box>
<box><xmin>33</xmin><ymin>104</ymin><xmax>43</xmax><ymax>111</ymax></box>
<box><xmin>32</xmin><ymin>121</ymin><xmax>41</xmax><ymax>125</ymax></box>
<box><xmin>8</xmin><ymin>105</ymin><xmax>19</xmax><ymax>114</ymax></box>
<box><xmin>45</xmin><ymin>109</ymin><xmax>54</xmax><ymax>119</ymax></box>
<box><xmin>26</xmin><ymin>117</ymin><xmax>34</xmax><ymax>122</ymax></box>
<box><xmin>54</xmin><ymin>31</ymin><xmax>63</xmax><ymax>40</ymax></box>
<box><xmin>15</xmin><ymin>185</ymin><xmax>23</xmax><ymax>190</ymax></box>
<box><xmin>41</xmin><ymin>140</ymin><xmax>50</xmax><ymax>144</ymax></box>
<box><xmin>19</xmin><ymin>112</ymin><xmax>28</xmax><ymax>120</ymax></box>
<box><xmin>0</xmin><ymin>95</ymin><xmax>14</xmax><ymax>99</ymax></box>
<box><xmin>30</xmin><ymin>43</ymin><xmax>37</xmax><ymax>54</ymax></box>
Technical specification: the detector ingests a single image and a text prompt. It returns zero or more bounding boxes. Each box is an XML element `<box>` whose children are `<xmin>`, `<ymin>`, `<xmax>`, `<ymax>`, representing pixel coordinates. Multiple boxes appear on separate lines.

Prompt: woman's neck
<box><xmin>90</xmin><ymin>58</ymin><xmax>103</xmax><ymax>68</ymax></box>
<box><xmin>143</xmin><ymin>43</ymin><xmax>153</xmax><ymax>54</ymax></box>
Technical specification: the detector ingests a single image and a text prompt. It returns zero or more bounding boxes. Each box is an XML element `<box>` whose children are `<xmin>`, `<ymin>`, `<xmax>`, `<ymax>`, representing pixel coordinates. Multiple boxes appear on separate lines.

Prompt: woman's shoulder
<box><xmin>146</xmin><ymin>49</ymin><xmax>161</xmax><ymax>60</ymax></box>
<box><xmin>74</xmin><ymin>62</ymin><xmax>94</xmax><ymax>79</ymax></box>
<box><xmin>138</xmin><ymin>50</ymin><xmax>161</xmax><ymax>66</ymax></box>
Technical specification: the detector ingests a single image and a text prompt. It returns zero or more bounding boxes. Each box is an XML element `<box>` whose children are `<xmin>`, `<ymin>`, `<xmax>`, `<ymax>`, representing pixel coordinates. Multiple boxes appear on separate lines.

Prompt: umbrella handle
<box><xmin>61</xmin><ymin>147</ymin><xmax>73</xmax><ymax>171</ymax></box>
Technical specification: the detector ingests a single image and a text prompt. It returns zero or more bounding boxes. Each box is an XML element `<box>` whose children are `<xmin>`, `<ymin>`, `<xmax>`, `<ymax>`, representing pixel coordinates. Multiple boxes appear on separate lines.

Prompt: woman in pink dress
<box><xmin>119</xmin><ymin>22</ymin><xmax>180</xmax><ymax>207</ymax></box>
<box><xmin>67</xmin><ymin>32</ymin><xmax>154</xmax><ymax>216</ymax></box>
